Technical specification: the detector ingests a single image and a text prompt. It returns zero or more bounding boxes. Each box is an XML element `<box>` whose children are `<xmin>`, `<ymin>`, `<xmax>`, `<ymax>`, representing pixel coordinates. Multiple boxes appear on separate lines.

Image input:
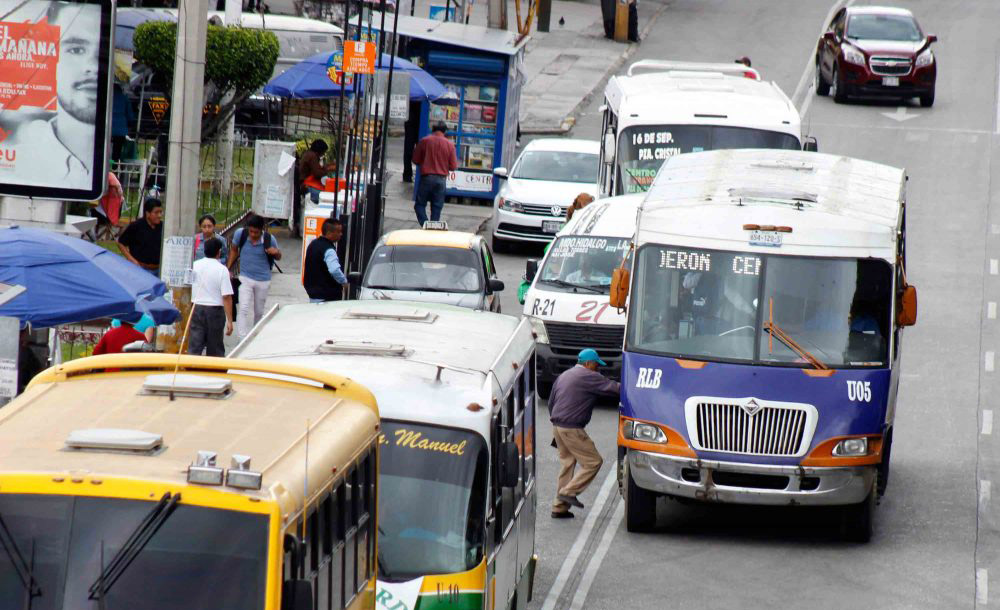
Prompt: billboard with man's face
<box><xmin>0</xmin><ymin>0</ymin><xmax>114</xmax><ymax>201</ymax></box>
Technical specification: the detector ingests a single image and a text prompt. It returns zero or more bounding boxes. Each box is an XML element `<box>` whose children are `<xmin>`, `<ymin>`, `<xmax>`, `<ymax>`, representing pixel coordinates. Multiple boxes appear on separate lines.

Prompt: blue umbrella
<box><xmin>0</xmin><ymin>227</ymin><xmax>180</xmax><ymax>328</ymax></box>
<box><xmin>264</xmin><ymin>52</ymin><xmax>459</xmax><ymax>105</ymax></box>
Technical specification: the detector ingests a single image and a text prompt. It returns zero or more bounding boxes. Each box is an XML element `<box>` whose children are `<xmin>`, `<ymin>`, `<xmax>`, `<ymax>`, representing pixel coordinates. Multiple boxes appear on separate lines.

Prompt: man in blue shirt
<box><xmin>303</xmin><ymin>219</ymin><xmax>348</xmax><ymax>302</ymax></box>
<box><xmin>228</xmin><ymin>214</ymin><xmax>282</xmax><ymax>339</ymax></box>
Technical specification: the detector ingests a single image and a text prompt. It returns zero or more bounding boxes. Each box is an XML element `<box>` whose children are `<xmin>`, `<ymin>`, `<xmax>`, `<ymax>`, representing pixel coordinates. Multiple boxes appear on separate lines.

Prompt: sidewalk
<box><xmin>467</xmin><ymin>0</ymin><xmax>669</xmax><ymax>133</ymax></box>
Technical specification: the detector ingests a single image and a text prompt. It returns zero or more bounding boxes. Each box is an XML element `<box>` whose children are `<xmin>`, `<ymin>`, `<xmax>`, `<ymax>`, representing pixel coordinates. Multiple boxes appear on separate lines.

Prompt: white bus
<box><xmin>598</xmin><ymin>60</ymin><xmax>815</xmax><ymax>197</ymax></box>
<box><xmin>231</xmin><ymin>301</ymin><xmax>539</xmax><ymax>610</ymax></box>
<box><xmin>521</xmin><ymin>194</ymin><xmax>641</xmax><ymax>397</ymax></box>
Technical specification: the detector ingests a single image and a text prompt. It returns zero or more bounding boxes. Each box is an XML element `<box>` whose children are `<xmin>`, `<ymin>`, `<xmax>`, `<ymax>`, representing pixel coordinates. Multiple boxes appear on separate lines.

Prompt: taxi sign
<box><xmin>422</xmin><ymin>221</ymin><xmax>449</xmax><ymax>231</ymax></box>
<box><xmin>344</xmin><ymin>40</ymin><xmax>377</xmax><ymax>74</ymax></box>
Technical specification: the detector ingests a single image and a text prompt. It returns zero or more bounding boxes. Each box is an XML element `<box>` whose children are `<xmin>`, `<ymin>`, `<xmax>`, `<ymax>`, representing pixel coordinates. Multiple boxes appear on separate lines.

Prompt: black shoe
<box><xmin>551</xmin><ymin>511</ymin><xmax>575</xmax><ymax>519</ymax></box>
<box><xmin>558</xmin><ymin>494</ymin><xmax>584</xmax><ymax>509</ymax></box>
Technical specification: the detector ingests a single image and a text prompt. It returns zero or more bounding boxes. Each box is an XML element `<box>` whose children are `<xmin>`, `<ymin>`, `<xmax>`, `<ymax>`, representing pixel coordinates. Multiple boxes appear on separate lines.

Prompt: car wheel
<box><xmin>919</xmin><ymin>88</ymin><xmax>935</xmax><ymax>108</ymax></box>
<box><xmin>492</xmin><ymin>234</ymin><xmax>510</xmax><ymax>254</ymax></box>
<box><xmin>832</xmin><ymin>65</ymin><xmax>848</xmax><ymax>104</ymax></box>
<box><xmin>840</xmin><ymin>473</ymin><xmax>877</xmax><ymax>543</ymax></box>
<box><xmin>624</xmin><ymin>458</ymin><xmax>657</xmax><ymax>532</ymax></box>
<box><xmin>815</xmin><ymin>59</ymin><xmax>830</xmax><ymax>96</ymax></box>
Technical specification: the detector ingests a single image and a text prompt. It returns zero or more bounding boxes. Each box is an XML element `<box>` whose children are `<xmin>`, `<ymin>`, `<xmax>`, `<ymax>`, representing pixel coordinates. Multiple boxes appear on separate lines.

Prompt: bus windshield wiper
<box><xmin>0</xmin><ymin>510</ymin><xmax>41</xmax><ymax>607</ymax></box>
<box><xmin>763</xmin><ymin>298</ymin><xmax>828</xmax><ymax>370</ymax></box>
<box><xmin>88</xmin><ymin>492</ymin><xmax>181</xmax><ymax>601</ymax></box>
<box><xmin>540</xmin><ymin>278</ymin><xmax>602</xmax><ymax>293</ymax></box>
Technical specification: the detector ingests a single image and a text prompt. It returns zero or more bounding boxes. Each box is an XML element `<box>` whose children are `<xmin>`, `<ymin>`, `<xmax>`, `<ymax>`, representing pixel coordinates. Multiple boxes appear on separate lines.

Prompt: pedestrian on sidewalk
<box><xmin>549</xmin><ymin>348</ymin><xmax>621</xmax><ymax>519</ymax></box>
<box><xmin>303</xmin><ymin>218</ymin><xmax>348</xmax><ymax>303</ymax></box>
<box><xmin>299</xmin><ymin>139</ymin><xmax>335</xmax><ymax>204</ymax></box>
<box><xmin>93</xmin><ymin>315</ymin><xmax>154</xmax><ymax>355</ymax></box>
<box><xmin>402</xmin><ymin>101</ymin><xmax>421</xmax><ymax>183</ymax></box>
<box><xmin>117</xmin><ymin>196</ymin><xmax>163</xmax><ymax>274</ymax></box>
<box><xmin>412</xmin><ymin>121</ymin><xmax>457</xmax><ymax>226</ymax></box>
<box><xmin>188</xmin><ymin>237</ymin><xmax>234</xmax><ymax>357</ymax></box>
<box><xmin>229</xmin><ymin>214</ymin><xmax>282</xmax><ymax>340</ymax></box>
<box><xmin>193</xmin><ymin>214</ymin><xmax>228</xmax><ymax>265</ymax></box>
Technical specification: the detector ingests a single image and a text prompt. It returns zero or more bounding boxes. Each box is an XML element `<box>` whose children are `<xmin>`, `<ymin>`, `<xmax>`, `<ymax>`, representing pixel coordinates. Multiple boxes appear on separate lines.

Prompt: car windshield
<box><xmin>0</xmin><ymin>495</ymin><xmax>268</xmax><ymax>610</ymax></box>
<box><xmin>539</xmin><ymin>236</ymin><xmax>631</xmax><ymax>295</ymax></box>
<box><xmin>365</xmin><ymin>245</ymin><xmax>482</xmax><ymax>293</ymax></box>
<box><xmin>512</xmin><ymin>150</ymin><xmax>599</xmax><ymax>183</ymax></box>
<box><xmin>616</xmin><ymin>125</ymin><xmax>802</xmax><ymax>194</ymax></box>
<box><xmin>378</xmin><ymin>421</ymin><xmax>488</xmax><ymax>582</ymax></box>
<box><xmin>847</xmin><ymin>14</ymin><xmax>922</xmax><ymax>41</ymax></box>
<box><xmin>626</xmin><ymin>245</ymin><xmax>893</xmax><ymax>368</ymax></box>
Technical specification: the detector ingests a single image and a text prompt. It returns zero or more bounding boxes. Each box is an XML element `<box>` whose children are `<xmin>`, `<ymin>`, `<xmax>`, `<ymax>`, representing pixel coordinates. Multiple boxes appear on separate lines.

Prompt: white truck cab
<box><xmin>522</xmin><ymin>194</ymin><xmax>642</xmax><ymax>396</ymax></box>
<box><xmin>599</xmin><ymin>60</ymin><xmax>815</xmax><ymax>197</ymax></box>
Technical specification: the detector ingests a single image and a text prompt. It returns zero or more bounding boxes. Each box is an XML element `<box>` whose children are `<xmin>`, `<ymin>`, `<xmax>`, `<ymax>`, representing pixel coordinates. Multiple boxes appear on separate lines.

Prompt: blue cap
<box><xmin>578</xmin><ymin>348</ymin><xmax>607</xmax><ymax>366</ymax></box>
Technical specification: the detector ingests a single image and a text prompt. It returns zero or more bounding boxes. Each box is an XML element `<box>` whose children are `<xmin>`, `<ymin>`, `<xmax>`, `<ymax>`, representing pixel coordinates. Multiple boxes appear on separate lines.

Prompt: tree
<box><xmin>134</xmin><ymin>21</ymin><xmax>280</xmax><ymax>142</ymax></box>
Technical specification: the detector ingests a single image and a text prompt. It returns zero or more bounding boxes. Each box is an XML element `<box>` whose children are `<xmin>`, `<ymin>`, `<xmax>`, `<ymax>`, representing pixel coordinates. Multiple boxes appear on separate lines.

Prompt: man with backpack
<box><xmin>228</xmin><ymin>214</ymin><xmax>282</xmax><ymax>339</ymax></box>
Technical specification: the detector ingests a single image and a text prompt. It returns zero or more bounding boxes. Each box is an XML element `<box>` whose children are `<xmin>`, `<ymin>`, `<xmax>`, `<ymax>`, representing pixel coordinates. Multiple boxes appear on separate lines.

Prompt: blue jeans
<box><xmin>414</xmin><ymin>174</ymin><xmax>446</xmax><ymax>226</ymax></box>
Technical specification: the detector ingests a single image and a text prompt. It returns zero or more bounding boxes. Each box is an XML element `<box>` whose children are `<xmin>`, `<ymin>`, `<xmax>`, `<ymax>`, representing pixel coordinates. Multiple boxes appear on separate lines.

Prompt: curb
<box><xmin>520</xmin><ymin>0</ymin><xmax>670</xmax><ymax>136</ymax></box>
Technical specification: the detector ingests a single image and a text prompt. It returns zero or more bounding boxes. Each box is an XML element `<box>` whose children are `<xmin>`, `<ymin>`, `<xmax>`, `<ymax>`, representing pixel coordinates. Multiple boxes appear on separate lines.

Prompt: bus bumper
<box><xmin>627</xmin><ymin>450</ymin><xmax>875</xmax><ymax>506</ymax></box>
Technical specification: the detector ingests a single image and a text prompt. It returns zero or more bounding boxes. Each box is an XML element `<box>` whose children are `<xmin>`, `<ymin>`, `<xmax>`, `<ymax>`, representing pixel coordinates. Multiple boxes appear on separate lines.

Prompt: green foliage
<box><xmin>133</xmin><ymin>21</ymin><xmax>279</xmax><ymax>140</ymax></box>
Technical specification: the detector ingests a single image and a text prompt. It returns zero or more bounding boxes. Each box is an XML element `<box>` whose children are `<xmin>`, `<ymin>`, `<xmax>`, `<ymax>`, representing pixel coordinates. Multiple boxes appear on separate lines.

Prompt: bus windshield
<box><xmin>616</xmin><ymin>125</ymin><xmax>801</xmax><ymax>194</ymax></box>
<box><xmin>0</xmin><ymin>494</ymin><xmax>268</xmax><ymax>610</ymax></box>
<box><xmin>539</xmin><ymin>236</ymin><xmax>631</xmax><ymax>295</ymax></box>
<box><xmin>626</xmin><ymin>245</ymin><xmax>893</xmax><ymax>368</ymax></box>
<box><xmin>378</xmin><ymin>421</ymin><xmax>488</xmax><ymax>582</ymax></box>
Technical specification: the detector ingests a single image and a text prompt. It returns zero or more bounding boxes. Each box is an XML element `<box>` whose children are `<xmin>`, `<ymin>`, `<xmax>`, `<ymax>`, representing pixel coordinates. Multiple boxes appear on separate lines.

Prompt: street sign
<box><xmin>343</xmin><ymin>40</ymin><xmax>376</xmax><ymax>74</ymax></box>
<box><xmin>149</xmin><ymin>96</ymin><xmax>170</xmax><ymax>124</ymax></box>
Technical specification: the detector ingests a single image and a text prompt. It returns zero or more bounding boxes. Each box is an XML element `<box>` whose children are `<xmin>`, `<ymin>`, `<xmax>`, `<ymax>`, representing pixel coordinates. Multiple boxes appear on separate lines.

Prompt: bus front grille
<box><xmin>694</xmin><ymin>401</ymin><xmax>809</xmax><ymax>457</ymax></box>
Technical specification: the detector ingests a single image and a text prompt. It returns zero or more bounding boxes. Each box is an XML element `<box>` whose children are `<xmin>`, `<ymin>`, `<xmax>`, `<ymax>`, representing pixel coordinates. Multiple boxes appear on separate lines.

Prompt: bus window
<box><xmin>521</xmin><ymin>365</ymin><xmax>535</xmax><ymax>485</ymax></box>
<box><xmin>344</xmin><ymin>467</ymin><xmax>358</xmax><ymax>601</ymax></box>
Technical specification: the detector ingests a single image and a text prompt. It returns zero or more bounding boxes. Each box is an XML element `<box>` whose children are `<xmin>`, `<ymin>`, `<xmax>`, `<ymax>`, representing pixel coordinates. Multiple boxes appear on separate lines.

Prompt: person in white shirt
<box><xmin>188</xmin><ymin>237</ymin><xmax>234</xmax><ymax>357</ymax></box>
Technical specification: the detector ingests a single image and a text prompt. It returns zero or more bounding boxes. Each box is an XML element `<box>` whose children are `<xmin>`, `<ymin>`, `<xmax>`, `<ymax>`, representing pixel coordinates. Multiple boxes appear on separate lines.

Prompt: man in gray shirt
<box><xmin>549</xmin><ymin>348</ymin><xmax>621</xmax><ymax>518</ymax></box>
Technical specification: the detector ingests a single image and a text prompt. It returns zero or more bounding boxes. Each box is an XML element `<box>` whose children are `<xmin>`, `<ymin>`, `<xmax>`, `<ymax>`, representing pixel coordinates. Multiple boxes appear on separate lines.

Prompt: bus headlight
<box><xmin>832</xmin><ymin>437</ymin><xmax>868</xmax><ymax>457</ymax></box>
<box><xmin>528</xmin><ymin>316</ymin><xmax>548</xmax><ymax>344</ymax></box>
<box><xmin>624</xmin><ymin>421</ymin><xmax>667</xmax><ymax>444</ymax></box>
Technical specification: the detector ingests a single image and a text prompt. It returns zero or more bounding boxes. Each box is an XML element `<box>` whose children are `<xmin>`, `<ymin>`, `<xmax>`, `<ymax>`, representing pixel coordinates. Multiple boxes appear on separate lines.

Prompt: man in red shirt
<box><xmin>93</xmin><ymin>318</ymin><xmax>148</xmax><ymax>355</ymax></box>
<box><xmin>411</xmin><ymin>121</ymin><xmax>458</xmax><ymax>226</ymax></box>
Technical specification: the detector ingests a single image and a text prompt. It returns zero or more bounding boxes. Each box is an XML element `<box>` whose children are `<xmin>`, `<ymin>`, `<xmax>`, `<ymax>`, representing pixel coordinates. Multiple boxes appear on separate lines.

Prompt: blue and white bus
<box><xmin>609</xmin><ymin>149</ymin><xmax>917</xmax><ymax>541</ymax></box>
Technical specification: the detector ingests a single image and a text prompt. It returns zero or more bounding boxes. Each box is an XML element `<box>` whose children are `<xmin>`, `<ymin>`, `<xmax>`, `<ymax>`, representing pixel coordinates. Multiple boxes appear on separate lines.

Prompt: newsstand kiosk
<box><xmin>369</xmin><ymin>13</ymin><xmax>528</xmax><ymax>202</ymax></box>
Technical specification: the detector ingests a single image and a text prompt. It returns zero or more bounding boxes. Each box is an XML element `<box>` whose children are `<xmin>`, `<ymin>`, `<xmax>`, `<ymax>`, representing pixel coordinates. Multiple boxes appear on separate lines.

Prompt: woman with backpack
<box><xmin>228</xmin><ymin>214</ymin><xmax>282</xmax><ymax>340</ymax></box>
<box><xmin>193</xmin><ymin>214</ymin><xmax>229</xmax><ymax>265</ymax></box>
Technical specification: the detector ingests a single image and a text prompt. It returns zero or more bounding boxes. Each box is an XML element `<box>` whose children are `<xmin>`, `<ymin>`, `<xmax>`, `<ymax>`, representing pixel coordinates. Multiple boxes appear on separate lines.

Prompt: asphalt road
<box><xmin>483</xmin><ymin>1</ymin><xmax>1000</xmax><ymax>608</ymax></box>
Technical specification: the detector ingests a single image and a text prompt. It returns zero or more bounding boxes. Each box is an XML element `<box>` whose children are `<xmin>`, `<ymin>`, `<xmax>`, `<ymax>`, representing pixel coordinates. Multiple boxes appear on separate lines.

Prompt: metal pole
<box><xmin>376</xmin><ymin>3</ymin><xmax>402</xmax><ymax>238</ymax></box>
<box><xmin>161</xmin><ymin>0</ymin><xmax>208</xmax><ymax>353</ymax></box>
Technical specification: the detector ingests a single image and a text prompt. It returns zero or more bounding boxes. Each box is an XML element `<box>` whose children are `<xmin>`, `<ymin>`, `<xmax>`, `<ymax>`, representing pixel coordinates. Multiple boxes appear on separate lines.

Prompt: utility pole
<box><xmin>214</xmin><ymin>0</ymin><xmax>242</xmax><ymax>194</ymax></box>
<box><xmin>160</xmin><ymin>0</ymin><xmax>209</xmax><ymax>353</ymax></box>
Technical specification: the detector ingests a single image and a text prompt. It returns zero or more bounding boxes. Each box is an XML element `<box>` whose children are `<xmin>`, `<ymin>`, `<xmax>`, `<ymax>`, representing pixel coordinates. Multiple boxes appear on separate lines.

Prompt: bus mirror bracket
<box><xmin>610</xmin><ymin>267</ymin><xmax>630</xmax><ymax>309</ymax></box>
<box><xmin>501</xmin><ymin>441</ymin><xmax>519</xmax><ymax>488</ymax></box>
<box><xmin>802</xmin><ymin>136</ymin><xmax>818</xmax><ymax>152</ymax></box>
<box><xmin>898</xmin><ymin>285</ymin><xmax>917</xmax><ymax>326</ymax></box>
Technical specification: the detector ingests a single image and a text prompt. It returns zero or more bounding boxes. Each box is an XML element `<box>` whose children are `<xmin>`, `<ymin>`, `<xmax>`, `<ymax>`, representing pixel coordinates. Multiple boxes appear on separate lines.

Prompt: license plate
<box><xmin>749</xmin><ymin>230</ymin><xmax>783</xmax><ymax>248</ymax></box>
<box><xmin>882</xmin><ymin>76</ymin><xmax>899</xmax><ymax>87</ymax></box>
<box><xmin>542</xmin><ymin>220</ymin><xmax>562</xmax><ymax>234</ymax></box>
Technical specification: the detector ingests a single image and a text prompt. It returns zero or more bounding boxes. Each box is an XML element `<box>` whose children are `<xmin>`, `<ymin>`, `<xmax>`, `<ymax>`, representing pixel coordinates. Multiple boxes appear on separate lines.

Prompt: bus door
<box><xmin>598</xmin><ymin>105</ymin><xmax>618</xmax><ymax>197</ymax></box>
<box><xmin>490</xmin><ymin>396</ymin><xmax>518</xmax><ymax>610</ymax></box>
<box><xmin>514</xmin><ymin>357</ymin><xmax>537</xmax><ymax>604</ymax></box>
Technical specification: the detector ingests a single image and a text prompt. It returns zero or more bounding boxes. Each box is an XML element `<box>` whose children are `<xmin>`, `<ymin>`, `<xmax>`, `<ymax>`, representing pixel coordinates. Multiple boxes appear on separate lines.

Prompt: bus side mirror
<box><xmin>347</xmin><ymin>271</ymin><xmax>362</xmax><ymax>286</ymax></box>
<box><xmin>501</xmin><ymin>441</ymin><xmax>519</xmax><ymax>488</ymax></box>
<box><xmin>488</xmin><ymin>278</ymin><xmax>505</xmax><ymax>293</ymax></box>
<box><xmin>898</xmin><ymin>285</ymin><xmax>917</xmax><ymax>326</ymax></box>
<box><xmin>610</xmin><ymin>267</ymin><xmax>630</xmax><ymax>309</ymax></box>
<box><xmin>802</xmin><ymin>136</ymin><xmax>818</xmax><ymax>152</ymax></box>
<box><xmin>603</xmin><ymin>133</ymin><xmax>616</xmax><ymax>163</ymax></box>
<box><xmin>281</xmin><ymin>580</ymin><xmax>313</xmax><ymax>610</ymax></box>
<box><xmin>525</xmin><ymin>259</ymin><xmax>538</xmax><ymax>282</ymax></box>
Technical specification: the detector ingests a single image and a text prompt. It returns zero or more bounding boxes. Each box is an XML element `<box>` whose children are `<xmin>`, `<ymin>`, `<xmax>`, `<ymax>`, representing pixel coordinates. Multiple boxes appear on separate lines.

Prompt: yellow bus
<box><xmin>0</xmin><ymin>354</ymin><xmax>380</xmax><ymax>610</ymax></box>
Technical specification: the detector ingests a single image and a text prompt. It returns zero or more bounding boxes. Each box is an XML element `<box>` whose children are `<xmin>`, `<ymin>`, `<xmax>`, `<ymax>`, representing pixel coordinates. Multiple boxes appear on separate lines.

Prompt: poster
<box><xmin>0</xmin><ymin>0</ymin><xmax>114</xmax><ymax>201</ymax></box>
<box><xmin>161</xmin><ymin>235</ymin><xmax>194</xmax><ymax>288</ymax></box>
<box><xmin>0</xmin><ymin>358</ymin><xmax>15</xmax><ymax>398</ymax></box>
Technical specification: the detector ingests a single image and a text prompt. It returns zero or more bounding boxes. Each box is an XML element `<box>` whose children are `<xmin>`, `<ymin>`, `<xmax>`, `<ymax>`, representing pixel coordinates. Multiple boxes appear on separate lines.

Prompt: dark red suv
<box><xmin>815</xmin><ymin>6</ymin><xmax>937</xmax><ymax>107</ymax></box>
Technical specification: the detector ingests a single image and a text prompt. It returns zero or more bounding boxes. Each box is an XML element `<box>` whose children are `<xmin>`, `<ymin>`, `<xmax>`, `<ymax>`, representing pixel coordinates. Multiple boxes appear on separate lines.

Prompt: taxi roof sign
<box><xmin>422</xmin><ymin>221</ymin><xmax>449</xmax><ymax>231</ymax></box>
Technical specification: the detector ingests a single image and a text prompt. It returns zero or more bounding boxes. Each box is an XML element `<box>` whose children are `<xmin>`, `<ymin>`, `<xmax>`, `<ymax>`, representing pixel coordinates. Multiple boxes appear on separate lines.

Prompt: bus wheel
<box><xmin>624</xmin><ymin>459</ymin><xmax>656</xmax><ymax>532</ymax></box>
<box><xmin>840</xmin><ymin>474</ymin><xmax>877</xmax><ymax>543</ymax></box>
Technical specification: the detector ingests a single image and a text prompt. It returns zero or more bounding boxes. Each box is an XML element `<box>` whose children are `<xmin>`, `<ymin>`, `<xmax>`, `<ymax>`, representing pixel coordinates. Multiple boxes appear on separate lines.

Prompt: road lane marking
<box><xmin>981</xmin><ymin>480</ymin><xmax>991</xmax><ymax>513</ymax></box>
<box><xmin>996</xmin><ymin>57</ymin><xmax>1000</xmax><ymax>134</ymax></box>
<box><xmin>880</xmin><ymin>106</ymin><xmax>919</xmax><ymax>122</ymax></box>
<box><xmin>790</xmin><ymin>0</ymin><xmax>851</xmax><ymax>114</ymax></box>
<box><xmin>992</xmin><ymin>259</ymin><xmax>999</xmax><ymax>275</ymax></box>
<box><xmin>989</xmin><ymin>302</ymin><xmax>997</xmax><ymax>320</ymax></box>
<box><xmin>568</xmin><ymin>501</ymin><xmax>624</xmax><ymax>610</ymax></box>
<box><xmin>986</xmin><ymin>351</ymin><xmax>995</xmax><ymax>372</ymax></box>
<box><xmin>978</xmin><ymin>568</ymin><xmax>989</xmax><ymax>605</ymax></box>
<box><xmin>984</xmin><ymin>410</ymin><xmax>994</xmax><ymax>435</ymax></box>
<box><xmin>540</xmin><ymin>467</ymin><xmax>618</xmax><ymax>610</ymax></box>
